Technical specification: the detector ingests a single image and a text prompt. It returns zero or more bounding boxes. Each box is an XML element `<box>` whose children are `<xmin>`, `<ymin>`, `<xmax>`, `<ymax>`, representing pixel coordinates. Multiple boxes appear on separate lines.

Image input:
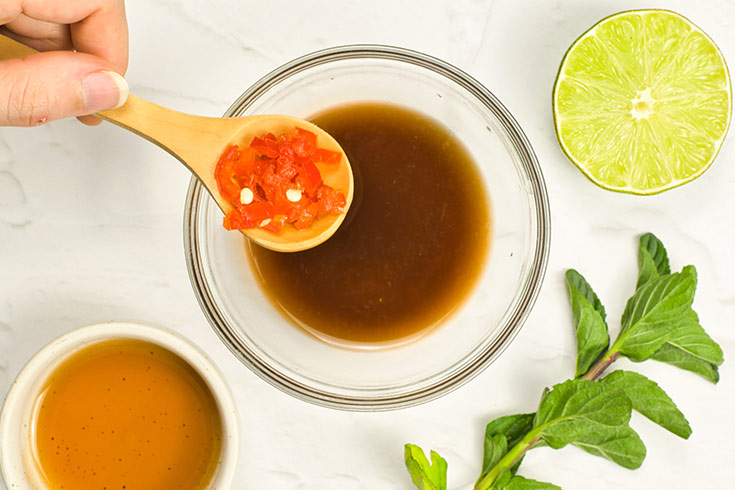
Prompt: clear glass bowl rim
<box><xmin>183</xmin><ymin>44</ymin><xmax>551</xmax><ymax>411</ymax></box>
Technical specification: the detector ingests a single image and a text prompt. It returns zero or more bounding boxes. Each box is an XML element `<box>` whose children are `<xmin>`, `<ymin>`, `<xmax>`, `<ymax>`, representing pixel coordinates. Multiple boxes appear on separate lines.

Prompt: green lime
<box><xmin>553</xmin><ymin>10</ymin><xmax>732</xmax><ymax>194</ymax></box>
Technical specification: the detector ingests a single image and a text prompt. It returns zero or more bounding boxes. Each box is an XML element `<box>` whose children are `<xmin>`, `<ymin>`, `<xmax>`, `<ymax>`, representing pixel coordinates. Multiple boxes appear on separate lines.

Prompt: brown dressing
<box><xmin>247</xmin><ymin>102</ymin><xmax>491</xmax><ymax>345</ymax></box>
<box><xmin>33</xmin><ymin>339</ymin><xmax>222</xmax><ymax>490</ymax></box>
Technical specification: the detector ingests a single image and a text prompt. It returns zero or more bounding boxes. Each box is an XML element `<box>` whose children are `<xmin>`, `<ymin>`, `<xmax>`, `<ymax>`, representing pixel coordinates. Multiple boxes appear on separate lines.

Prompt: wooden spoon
<box><xmin>0</xmin><ymin>34</ymin><xmax>353</xmax><ymax>252</ymax></box>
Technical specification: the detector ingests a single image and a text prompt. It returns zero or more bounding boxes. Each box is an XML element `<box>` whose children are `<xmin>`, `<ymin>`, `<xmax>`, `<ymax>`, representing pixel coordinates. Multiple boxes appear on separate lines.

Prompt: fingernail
<box><xmin>82</xmin><ymin>71</ymin><xmax>129</xmax><ymax>112</ymax></box>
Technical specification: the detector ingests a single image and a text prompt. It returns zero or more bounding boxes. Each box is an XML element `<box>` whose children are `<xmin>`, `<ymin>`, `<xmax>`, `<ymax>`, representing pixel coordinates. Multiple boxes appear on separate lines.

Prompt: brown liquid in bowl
<box><xmin>247</xmin><ymin>102</ymin><xmax>490</xmax><ymax>345</ymax></box>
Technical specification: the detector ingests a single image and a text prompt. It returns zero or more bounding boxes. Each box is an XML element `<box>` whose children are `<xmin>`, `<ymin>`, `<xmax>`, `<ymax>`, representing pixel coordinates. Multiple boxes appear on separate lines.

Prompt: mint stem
<box><xmin>581</xmin><ymin>350</ymin><xmax>621</xmax><ymax>381</ymax></box>
<box><xmin>507</xmin><ymin>435</ymin><xmax>540</xmax><ymax>468</ymax></box>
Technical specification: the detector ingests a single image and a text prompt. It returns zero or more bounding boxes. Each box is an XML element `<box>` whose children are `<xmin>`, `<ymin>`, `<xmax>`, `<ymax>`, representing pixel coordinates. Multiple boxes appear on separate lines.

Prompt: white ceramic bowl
<box><xmin>0</xmin><ymin>322</ymin><xmax>239</xmax><ymax>489</ymax></box>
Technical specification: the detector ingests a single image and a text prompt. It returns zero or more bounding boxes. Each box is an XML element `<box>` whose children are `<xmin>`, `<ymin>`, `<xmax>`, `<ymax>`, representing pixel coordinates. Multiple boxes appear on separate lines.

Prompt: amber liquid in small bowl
<box><xmin>247</xmin><ymin>102</ymin><xmax>491</xmax><ymax>346</ymax></box>
<box><xmin>31</xmin><ymin>339</ymin><xmax>222</xmax><ymax>490</ymax></box>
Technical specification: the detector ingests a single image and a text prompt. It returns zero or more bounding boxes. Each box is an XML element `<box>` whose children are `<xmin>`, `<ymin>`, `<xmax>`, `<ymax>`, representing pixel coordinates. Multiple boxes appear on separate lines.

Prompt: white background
<box><xmin>1</xmin><ymin>0</ymin><xmax>734</xmax><ymax>489</ymax></box>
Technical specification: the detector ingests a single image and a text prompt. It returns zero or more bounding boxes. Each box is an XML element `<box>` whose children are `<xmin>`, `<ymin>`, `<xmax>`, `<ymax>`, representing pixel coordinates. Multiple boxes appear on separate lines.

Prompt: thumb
<box><xmin>0</xmin><ymin>50</ymin><xmax>128</xmax><ymax>127</ymax></box>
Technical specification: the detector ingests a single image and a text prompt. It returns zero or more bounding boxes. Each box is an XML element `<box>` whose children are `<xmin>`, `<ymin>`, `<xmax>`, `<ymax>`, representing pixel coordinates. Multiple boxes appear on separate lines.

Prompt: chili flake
<box><xmin>214</xmin><ymin>128</ymin><xmax>346</xmax><ymax>234</ymax></box>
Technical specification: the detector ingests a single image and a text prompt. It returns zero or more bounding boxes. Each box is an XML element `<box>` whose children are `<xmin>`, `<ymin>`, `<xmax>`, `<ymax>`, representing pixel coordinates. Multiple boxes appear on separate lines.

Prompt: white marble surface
<box><xmin>1</xmin><ymin>1</ymin><xmax>734</xmax><ymax>489</ymax></box>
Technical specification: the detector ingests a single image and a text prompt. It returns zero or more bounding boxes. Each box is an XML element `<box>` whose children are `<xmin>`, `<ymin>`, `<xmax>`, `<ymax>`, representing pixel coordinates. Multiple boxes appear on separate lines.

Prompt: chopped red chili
<box><xmin>215</xmin><ymin>128</ymin><xmax>346</xmax><ymax>233</ymax></box>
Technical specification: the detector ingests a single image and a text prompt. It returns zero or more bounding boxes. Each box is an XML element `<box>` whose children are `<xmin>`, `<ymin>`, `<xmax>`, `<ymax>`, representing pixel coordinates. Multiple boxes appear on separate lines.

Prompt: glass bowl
<box><xmin>183</xmin><ymin>45</ymin><xmax>550</xmax><ymax>411</ymax></box>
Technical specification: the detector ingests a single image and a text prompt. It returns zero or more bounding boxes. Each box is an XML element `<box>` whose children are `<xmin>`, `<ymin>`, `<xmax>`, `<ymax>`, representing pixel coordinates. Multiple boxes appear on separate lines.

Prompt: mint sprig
<box><xmin>405</xmin><ymin>233</ymin><xmax>723</xmax><ymax>489</ymax></box>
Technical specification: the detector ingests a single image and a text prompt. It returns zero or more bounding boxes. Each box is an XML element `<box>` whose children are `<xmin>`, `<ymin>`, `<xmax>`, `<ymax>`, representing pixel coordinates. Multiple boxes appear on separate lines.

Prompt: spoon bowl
<box><xmin>0</xmin><ymin>34</ymin><xmax>353</xmax><ymax>252</ymax></box>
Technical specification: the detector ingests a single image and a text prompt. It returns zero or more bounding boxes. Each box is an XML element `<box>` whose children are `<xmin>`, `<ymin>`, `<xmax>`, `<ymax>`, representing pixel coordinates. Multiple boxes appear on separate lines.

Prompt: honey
<box><xmin>32</xmin><ymin>339</ymin><xmax>222</xmax><ymax>490</ymax></box>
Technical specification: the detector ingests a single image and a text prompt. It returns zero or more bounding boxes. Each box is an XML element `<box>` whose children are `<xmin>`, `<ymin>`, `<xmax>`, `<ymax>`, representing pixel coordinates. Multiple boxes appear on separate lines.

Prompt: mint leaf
<box><xmin>565</xmin><ymin>269</ymin><xmax>607</xmax><ymax>319</ymax></box>
<box><xmin>532</xmin><ymin>379</ymin><xmax>645</xmax><ymax>469</ymax></box>
<box><xmin>601</xmin><ymin>370</ymin><xmax>691</xmax><ymax>439</ymax></box>
<box><xmin>637</xmin><ymin>233</ymin><xmax>670</xmax><ymax>289</ymax></box>
<box><xmin>495</xmin><ymin>468</ymin><xmax>513</xmax><ymax>488</ymax></box>
<box><xmin>572</xmin><ymin>424</ymin><xmax>646</xmax><ymax>469</ymax></box>
<box><xmin>651</xmin><ymin>344</ymin><xmax>720</xmax><ymax>383</ymax></box>
<box><xmin>404</xmin><ymin>444</ymin><xmax>447</xmax><ymax>490</ymax></box>
<box><xmin>485</xmin><ymin>413</ymin><xmax>536</xmax><ymax>449</ymax></box>
<box><xmin>502</xmin><ymin>475</ymin><xmax>562</xmax><ymax>490</ymax></box>
<box><xmin>566</xmin><ymin>269</ymin><xmax>610</xmax><ymax>377</ymax></box>
<box><xmin>638</xmin><ymin>248</ymin><xmax>660</xmax><ymax>290</ymax></box>
<box><xmin>659</xmin><ymin>309</ymin><xmax>723</xmax><ymax>364</ymax></box>
<box><xmin>617</xmin><ymin>266</ymin><xmax>697</xmax><ymax>361</ymax></box>
<box><xmin>650</xmin><ymin>308</ymin><xmax>723</xmax><ymax>383</ymax></box>
<box><xmin>480</xmin><ymin>434</ymin><xmax>507</xmax><ymax>478</ymax></box>
<box><xmin>535</xmin><ymin>379</ymin><xmax>632</xmax><ymax>431</ymax></box>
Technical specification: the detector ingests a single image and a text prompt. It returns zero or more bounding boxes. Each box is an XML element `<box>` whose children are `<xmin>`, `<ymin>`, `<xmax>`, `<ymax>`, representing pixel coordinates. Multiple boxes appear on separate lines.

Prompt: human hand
<box><xmin>0</xmin><ymin>0</ymin><xmax>129</xmax><ymax>127</ymax></box>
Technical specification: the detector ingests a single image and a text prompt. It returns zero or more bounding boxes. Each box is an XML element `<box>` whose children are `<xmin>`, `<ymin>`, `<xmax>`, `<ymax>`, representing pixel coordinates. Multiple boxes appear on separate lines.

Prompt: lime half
<box><xmin>553</xmin><ymin>10</ymin><xmax>732</xmax><ymax>194</ymax></box>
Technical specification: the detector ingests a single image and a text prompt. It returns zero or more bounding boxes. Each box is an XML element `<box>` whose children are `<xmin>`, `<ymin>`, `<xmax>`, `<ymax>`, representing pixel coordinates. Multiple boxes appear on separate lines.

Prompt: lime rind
<box><xmin>553</xmin><ymin>9</ymin><xmax>732</xmax><ymax>195</ymax></box>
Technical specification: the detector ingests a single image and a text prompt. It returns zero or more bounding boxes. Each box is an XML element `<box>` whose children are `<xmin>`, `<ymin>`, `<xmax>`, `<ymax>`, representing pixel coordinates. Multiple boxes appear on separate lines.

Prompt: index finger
<box><xmin>0</xmin><ymin>0</ymin><xmax>128</xmax><ymax>73</ymax></box>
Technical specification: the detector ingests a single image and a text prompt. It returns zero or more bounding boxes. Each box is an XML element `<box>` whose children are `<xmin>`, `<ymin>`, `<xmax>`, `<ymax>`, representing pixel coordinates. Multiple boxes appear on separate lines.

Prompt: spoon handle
<box><xmin>97</xmin><ymin>95</ymin><xmax>240</xmax><ymax>175</ymax></box>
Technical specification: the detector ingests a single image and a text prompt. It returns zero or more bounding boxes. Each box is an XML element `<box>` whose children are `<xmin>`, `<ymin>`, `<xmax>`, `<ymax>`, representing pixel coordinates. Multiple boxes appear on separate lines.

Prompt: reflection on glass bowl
<box><xmin>184</xmin><ymin>45</ymin><xmax>550</xmax><ymax>411</ymax></box>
